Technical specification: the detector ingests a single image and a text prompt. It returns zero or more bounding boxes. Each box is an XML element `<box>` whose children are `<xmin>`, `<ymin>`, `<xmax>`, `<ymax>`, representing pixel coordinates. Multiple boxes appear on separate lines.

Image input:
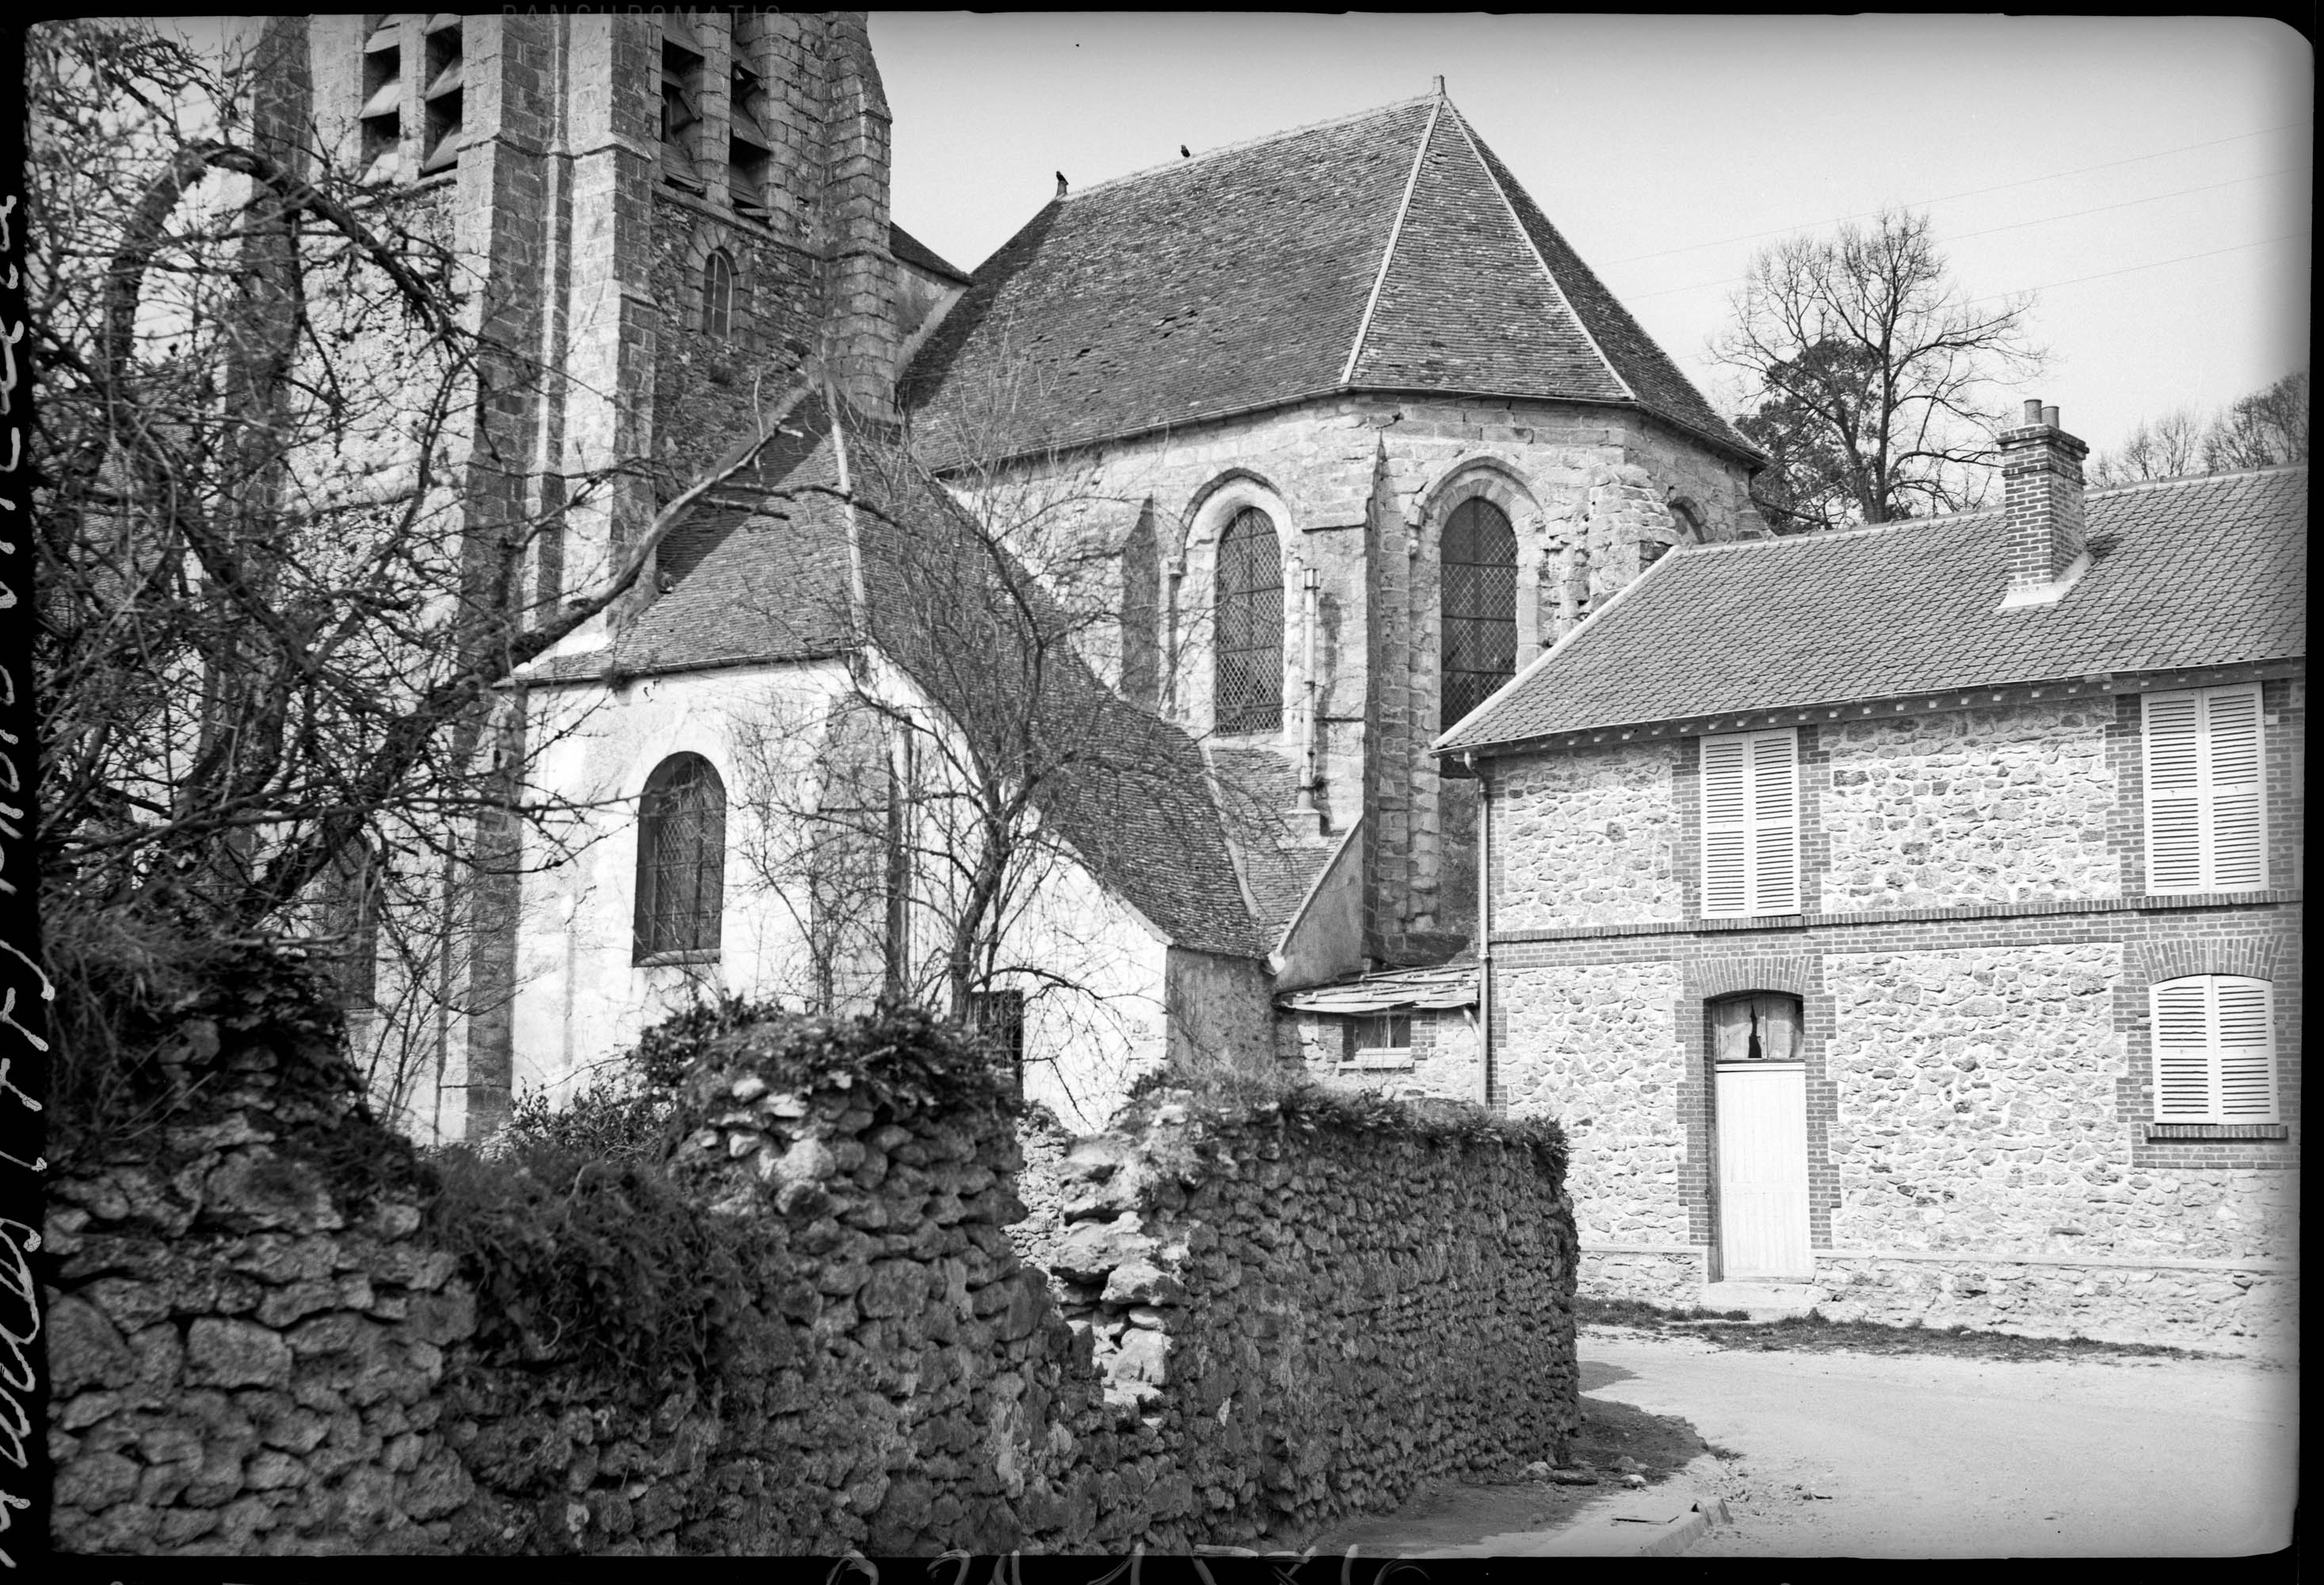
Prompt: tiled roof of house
<box><xmin>527</xmin><ymin>393</ymin><xmax>857</xmax><ymax>684</ymax></box>
<box><xmin>529</xmin><ymin>399</ymin><xmax>1269</xmax><ymax>960</ymax></box>
<box><xmin>900</xmin><ymin>94</ymin><xmax>1752</xmax><ymax>464</ymax></box>
<box><xmin>1440</xmin><ymin>465</ymin><xmax>2309</xmax><ymax>754</ymax></box>
<box><xmin>1203</xmin><ymin>743</ymin><xmax>1343</xmax><ymax>937</ymax></box>
<box><xmin>890</xmin><ymin>221</ymin><xmax>971</xmax><ymax>285</ymax></box>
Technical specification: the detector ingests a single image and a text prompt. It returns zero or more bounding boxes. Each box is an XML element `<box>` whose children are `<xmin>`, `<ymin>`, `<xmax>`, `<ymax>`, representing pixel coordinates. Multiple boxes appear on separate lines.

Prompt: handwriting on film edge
<box><xmin>1</xmin><ymin>181</ymin><xmax>36</xmax><ymax>1568</ymax></box>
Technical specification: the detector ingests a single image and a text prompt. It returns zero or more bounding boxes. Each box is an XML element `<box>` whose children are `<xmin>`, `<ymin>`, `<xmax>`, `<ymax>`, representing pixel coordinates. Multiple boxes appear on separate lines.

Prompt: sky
<box><xmin>872</xmin><ymin>13</ymin><xmax>2311</xmax><ymax>461</ymax></box>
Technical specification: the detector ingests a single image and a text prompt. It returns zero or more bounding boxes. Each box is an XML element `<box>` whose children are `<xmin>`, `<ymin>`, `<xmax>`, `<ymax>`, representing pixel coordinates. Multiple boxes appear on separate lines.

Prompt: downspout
<box><xmin>1296</xmin><ymin>567</ymin><xmax>1322</xmax><ymax>821</ymax></box>
<box><xmin>1471</xmin><ymin>750</ymin><xmax>1492</xmax><ymax>1109</ymax></box>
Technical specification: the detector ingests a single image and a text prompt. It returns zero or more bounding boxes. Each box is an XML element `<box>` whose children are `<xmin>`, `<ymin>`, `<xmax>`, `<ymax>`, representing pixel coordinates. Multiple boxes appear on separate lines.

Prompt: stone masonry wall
<box><xmin>49</xmin><ymin>1014</ymin><xmax>1577</xmax><ymax>1554</ymax></box>
<box><xmin>1820</xmin><ymin>701</ymin><xmax>2122</xmax><ymax>911</ymax></box>
<box><xmin>1018</xmin><ymin>1093</ymin><xmax>1578</xmax><ymax>1546</ymax></box>
<box><xmin>1494</xmin><ymin>744</ymin><xmax>1684</xmax><ymax>930</ymax></box>
<box><xmin>1494</xmin><ymin>961</ymin><xmax>1689</xmax><ymax>1247</ymax></box>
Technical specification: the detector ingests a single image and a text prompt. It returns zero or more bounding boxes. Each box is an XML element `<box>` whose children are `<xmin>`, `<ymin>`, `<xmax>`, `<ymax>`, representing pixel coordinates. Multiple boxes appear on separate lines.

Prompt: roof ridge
<box><xmin>1069</xmin><ymin>94</ymin><xmax>1437</xmax><ymax>199</ymax></box>
<box><xmin>1339</xmin><ymin>97</ymin><xmax>1442</xmax><ymax>386</ymax></box>
<box><xmin>2087</xmin><ymin>460</ymin><xmax>2308</xmax><ymax>498</ymax></box>
<box><xmin>1678</xmin><ymin>510</ymin><xmax>2001</xmax><ymax>559</ymax></box>
<box><xmin>1443</xmin><ymin>102</ymin><xmax>1635</xmax><ymax>406</ymax></box>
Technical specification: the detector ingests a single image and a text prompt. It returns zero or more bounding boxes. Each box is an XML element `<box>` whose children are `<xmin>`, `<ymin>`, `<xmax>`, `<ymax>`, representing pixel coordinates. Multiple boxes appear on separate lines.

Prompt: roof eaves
<box><xmin>1453</xmin><ymin>657</ymin><xmax>2309</xmax><ymax>762</ymax></box>
<box><xmin>1447</xmin><ymin>103</ymin><xmax>1635</xmax><ymax>407</ymax></box>
<box><xmin>1433</xmin><ymin>528</ymin><xmax>1693</xmax><ymax>754</ymax></box>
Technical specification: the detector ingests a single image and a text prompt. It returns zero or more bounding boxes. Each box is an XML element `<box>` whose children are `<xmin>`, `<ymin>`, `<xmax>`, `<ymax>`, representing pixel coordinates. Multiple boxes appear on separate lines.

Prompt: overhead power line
<box><xmin>1606</xmin><ymin>120</ymin><xmax>2311</xmax><ymax>267</ymax></box>
<box><xmin>1960</xmin><ymin>232</ymin><xmax>2309</xmax><ymax>306</ymax></box>
<box><xmin>1940</xmin><ymin>166</ymin><xmax>2305</xmax><ymax>245</ymax></box>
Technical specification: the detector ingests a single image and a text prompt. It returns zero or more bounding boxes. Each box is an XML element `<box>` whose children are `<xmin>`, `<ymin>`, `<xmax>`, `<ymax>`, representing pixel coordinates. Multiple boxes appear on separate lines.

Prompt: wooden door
<box><xmin>1715</xmin><ymin>1062</ymin><xmax>1811</xmax><ymax>1279</ymax></box>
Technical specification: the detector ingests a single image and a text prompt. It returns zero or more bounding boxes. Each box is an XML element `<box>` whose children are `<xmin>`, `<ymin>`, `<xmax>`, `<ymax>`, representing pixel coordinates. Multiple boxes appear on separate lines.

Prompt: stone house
<box><xmin>1435</xmin><ymin>404</ymin><xmax>2304</xmax><ymax>1346</ymax></box>
<box><xmin>275</xmin><ymin>13</ymin><xmax>1774</xmax><ymax>1136</ymax></box>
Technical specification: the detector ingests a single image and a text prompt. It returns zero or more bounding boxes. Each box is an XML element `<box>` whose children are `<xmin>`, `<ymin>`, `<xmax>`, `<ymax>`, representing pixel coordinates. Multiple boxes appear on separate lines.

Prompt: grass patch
<box><xmin>1577</xmin><ymin>1294</ymin><xmax>2211</xmax><ymax>1363</ymax></box>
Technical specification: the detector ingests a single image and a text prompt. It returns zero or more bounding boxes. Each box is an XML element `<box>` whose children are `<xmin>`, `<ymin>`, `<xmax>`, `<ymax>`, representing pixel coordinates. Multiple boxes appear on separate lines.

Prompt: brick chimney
<box><xmin>1998</xmin><ymin>398</ymin><xmax>2091</xmax><ymax>605</ymax></box>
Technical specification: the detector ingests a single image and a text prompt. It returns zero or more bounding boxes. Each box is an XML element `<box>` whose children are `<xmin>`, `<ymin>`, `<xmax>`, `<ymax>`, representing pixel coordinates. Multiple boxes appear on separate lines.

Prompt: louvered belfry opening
<box><xmin>1441</xmin><ymin>497</ymin><xmax>1518</xmax><ymax>726</ymax></box>
<box><xmin>1214</xmin><ymin>506</ymin><xmax>1284</xmax><ymax>734</ymax></box>
<box><xmin>635</xmin><ymin>753</ymin><xmax>727</xmax><ymax>961</ymax></box>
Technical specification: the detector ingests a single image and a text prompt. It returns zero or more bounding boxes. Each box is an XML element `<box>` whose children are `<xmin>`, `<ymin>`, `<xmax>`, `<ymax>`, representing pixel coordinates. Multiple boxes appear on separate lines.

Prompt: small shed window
<box><xmin>701</xmin><ymin>249</ymin><xmax>735</xmax><ymax>338</ymax></box>
<box><xmin>1348</xmin><ymin>1010</ymin><xmax>1412</xmax><ymax>1059</ymax></box>
<box><xmin>1214</xmin><ymin>506</ymin><xmax>1283</xmax><ymax>733</ymax></box>
<box><xmin>635</xmin><ymin>753</ymin><xmax>726</xmax><ymax>961</ymax></box>
<box><xmin>1441</xmin><ymin>497</ymin><xmax>1518</xmax><ymax>726</ymax></box>
<box><xmin>1710</xmin><ymin>992</ymin><xmax>1802</xmax><ymax>1064</ymax></box>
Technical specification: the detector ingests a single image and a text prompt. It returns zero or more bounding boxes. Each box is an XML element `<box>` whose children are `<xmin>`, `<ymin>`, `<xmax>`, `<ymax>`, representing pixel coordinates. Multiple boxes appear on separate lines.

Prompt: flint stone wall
<box><xmin>1018</xmin><ymin>1095</ymin><xmax>1579</xmax><ymax>1545</ymax></box>
<box><xmin>1819</xmin><ymin>702</ymin><xmax>2122</xmax><ymax>911</ymax></box>
<box><xmin>1493</xmin><ymin>745</ymin><xmax>1684</xmax><ymax>930</ymax></box>
<box><xmin>49</xmin><ymin>1020</ymin><xmax>1577</xmax><ymax>1554</ymax></box>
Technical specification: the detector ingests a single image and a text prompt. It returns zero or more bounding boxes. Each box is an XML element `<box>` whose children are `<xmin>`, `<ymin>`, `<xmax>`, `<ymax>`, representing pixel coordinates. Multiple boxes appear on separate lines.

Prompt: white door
<box><xmin>1715</xmin><ymin>1062</ymin><xmax>1811</xmax><ymax>1279</ymax></box>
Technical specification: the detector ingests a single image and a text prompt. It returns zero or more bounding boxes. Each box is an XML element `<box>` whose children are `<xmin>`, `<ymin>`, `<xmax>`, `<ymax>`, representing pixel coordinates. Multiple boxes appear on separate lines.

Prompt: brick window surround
<box><xmin>1675</xmin><ymin>954</ymin><xmax>1835</xmax><ymax>1264</ymax></box>
<box><xmin>2125</xmin><ymin>936</ymin><xmax>2299</xmax><ymax>1159</ymax></box>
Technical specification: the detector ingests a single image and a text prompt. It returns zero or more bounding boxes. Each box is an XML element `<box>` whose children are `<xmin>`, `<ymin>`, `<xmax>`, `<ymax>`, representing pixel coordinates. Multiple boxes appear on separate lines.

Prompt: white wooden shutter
<box><xmin>2203</xmin><ymin>686</ymin><xmax>2267</xmax><ymax>889</ymax></box>
<box><xmin>2211</xmin><ymin>977</ymin><xmax>2276</xmax><ymax>1121</ymax></box>
<box><xmin>1700</xmin><ymin>729</ymin><xmax>1799</xmax><ymax>917</ymax></box>
<box><xmin>2149</xmin><ymin>978</ymin><xmax>2215</xmax><ymax>1120</ymax></box>
<box><xmin>2150</xmin><ymin>976</ymin><xmax>2276</xmax><ymax>1124</ymax></box>
<box><xmin>1749</xmin><ymin>731</ymin><xmax>1801</xmax><ymax>914</ymax></box>
<box><xmin>2145</xmin><ymin>685</ymin><xmax>2267</xmax><ymax>892</ymax></box>
<box><xmin>2143</xmin><ymin>693</ymin><xmax>2204</xmax><ymax>891</ymax></box>
<box><xmin>1700</xmin><ymin>735</ymin><xmax>1750</xmax><ymax>916</ymax></box>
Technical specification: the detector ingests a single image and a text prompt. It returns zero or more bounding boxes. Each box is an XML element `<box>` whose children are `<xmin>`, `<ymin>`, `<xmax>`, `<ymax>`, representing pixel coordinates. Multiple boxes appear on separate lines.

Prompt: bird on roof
<box><xmin>1180</xmin><ymin>144</ymin><xmax>1190</xmax><ymax>158</ymax></box>
<box><xmin>1055</xmin><ymin>171</ymin><xmax>1067</xmax><ymax>197</ymax></box>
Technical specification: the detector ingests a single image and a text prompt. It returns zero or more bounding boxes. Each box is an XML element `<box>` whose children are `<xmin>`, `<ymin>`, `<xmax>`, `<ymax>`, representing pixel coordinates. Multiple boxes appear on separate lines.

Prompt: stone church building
<box><xmin>283</xmin><ymin>13</ymin><xmax>1767</xmax><ymax>1136</ymax></box>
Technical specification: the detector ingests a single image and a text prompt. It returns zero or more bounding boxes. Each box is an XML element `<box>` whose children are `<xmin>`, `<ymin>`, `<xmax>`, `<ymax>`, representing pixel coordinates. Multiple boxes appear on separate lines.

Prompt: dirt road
<box><xmin>1582</xmin><ymin>1326</ymin><xmax>2298</xmax><ymax>1557</ymax></box>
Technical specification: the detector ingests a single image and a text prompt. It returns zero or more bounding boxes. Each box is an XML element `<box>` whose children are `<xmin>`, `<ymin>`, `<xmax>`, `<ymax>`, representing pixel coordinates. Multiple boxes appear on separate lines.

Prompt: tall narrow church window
<box><xmin>1441</xmin><ymin>497</ymin><xmax>1518</xmax><ymax>725</ymax></box>
<box><xmin>1214</xmin><ymin>506</ymin><xmax>1283</xmax><ymax>733</ymax></box>
<box><xmin>635</xmin><ymin>753</ymin><xmax>726</xmax><ymax>961</ymax></box>
<box><xmin>701</xmin><ymin>250</ymin><xmax>735</xmax><ymax>338</ymax></box>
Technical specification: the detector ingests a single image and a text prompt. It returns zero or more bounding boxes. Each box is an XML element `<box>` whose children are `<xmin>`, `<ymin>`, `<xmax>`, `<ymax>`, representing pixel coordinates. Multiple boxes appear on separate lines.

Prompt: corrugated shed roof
<box><xmin>1278</xmin><ymin>960</ymin><xmax>1479</xmax><ymax>1014</ymax></box>
<box><xmin>902</xmin><ymin>94</ymin><xmax>1753</xmax><ymax>463</ymax></box>
<box><xmin>1441</xmin><ymin>465</ymin><xmax>2309</xmax><ymax>753</ymax></box>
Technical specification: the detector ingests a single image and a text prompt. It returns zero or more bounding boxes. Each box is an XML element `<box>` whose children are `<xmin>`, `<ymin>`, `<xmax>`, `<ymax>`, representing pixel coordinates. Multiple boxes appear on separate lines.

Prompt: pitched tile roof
<box><xmin>890</xmin><ymin>221</ymin><xmax>970</xmax><ymax>285</ymax></box>
<box><xmin>901</xmin><ymin>94</ymin><xmax>1753</xmax><ymax>464</ymax></box>
<box><xmin>1441</xmin><ymin>465</ymin><xmax>2309</xmax><ymax>754</ymax></box>
<box><xmin>532</xmin><ymin>399</ymin><xmax>1269</xmax><ymax>959</ymax></box>
<box><xmin>1203</xmin><ymin>743</ymin><xmax>1343</xmax><ymax>937</ymax></box>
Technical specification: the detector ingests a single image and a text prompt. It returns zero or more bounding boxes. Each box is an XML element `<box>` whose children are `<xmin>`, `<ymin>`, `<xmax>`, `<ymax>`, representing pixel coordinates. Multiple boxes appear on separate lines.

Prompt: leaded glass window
<box><xmin>635</xmin><ymin>753</ymin><xmax>726</xmax><ymax>960</ymax></box>
<box><xmin>702</xmin><ymin>250</ymin><xmax>734</xmax><ymax>338</ymax></box>
<box><xmin>1214</xmin><ymin>506</ymin><xmax>1283</xmax><ymax>734</ymax></box>
<box><xmin>1441</xmin><ymin>497</ymin><xmax>1517</xmax><ymax>726</ymax></box>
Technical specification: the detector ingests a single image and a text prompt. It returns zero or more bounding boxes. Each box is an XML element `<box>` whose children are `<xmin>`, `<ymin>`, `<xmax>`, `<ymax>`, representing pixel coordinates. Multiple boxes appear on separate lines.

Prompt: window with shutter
<box><xmin>2149</xmin><ymin>975</ymin><xmax>2276</xmax><ymax>1124</ymax></box>
<box><xmin>2143</xmin><ymin>685</ymin><xmax>2267</xmax><ymax>892</ymax></box>
<box><xmin>1700</xmin><ymin>729</ymin><xmax>1799</xmax><ymax>917</ymax></box>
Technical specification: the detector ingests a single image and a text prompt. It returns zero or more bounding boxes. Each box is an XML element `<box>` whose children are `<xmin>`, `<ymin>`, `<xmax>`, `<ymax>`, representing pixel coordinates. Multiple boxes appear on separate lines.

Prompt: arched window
<box><xmin>2150</xmin><ymin>975</ymin><xmax>2276</xmax><ymax>1122</ymax></box>
<box><xmin>1441</xmin><ymin>496</ymin><xmax>1517</xmax><ymax>725</ymax></box>
<box><xmin>1709</xmin><ymin>991</ymin><xmax>1803</xmax><ymax>1064</ymax></box>
<box><xmin>701</xmin><ymin>249</ymin><xmax>735</xmax><ymax>338</ymax></box>
<box><xmin>635</xmin><ymin>753</ymin><xmax>726</xmax><ymax>961</ymax></box>
<box><xmin>1214</xmin><ymin>506</ymin><xmax>1283</xmax><ymax>733</ymax></box>
<box><xmin>1644</xmin><ymin>498</ymin><xmax>1704</xmax><ymax>570</ymax></box>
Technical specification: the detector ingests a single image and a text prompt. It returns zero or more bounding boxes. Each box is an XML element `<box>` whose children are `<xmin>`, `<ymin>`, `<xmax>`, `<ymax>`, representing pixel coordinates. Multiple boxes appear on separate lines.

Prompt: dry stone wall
<box><xmin>1819</xmin><ymin>702</ymin><xmax>2122</xmax><ymax>911</ymax></box>
<box><xmin>1017</xmin><ymin>1093</ymin><xmax>1579</xmax><ymax>1545</ymax></box>
<box><xmin>48</xmin><ymin>1010</ymin><xmax>1577</xmax><ymax>1555</ymax></box>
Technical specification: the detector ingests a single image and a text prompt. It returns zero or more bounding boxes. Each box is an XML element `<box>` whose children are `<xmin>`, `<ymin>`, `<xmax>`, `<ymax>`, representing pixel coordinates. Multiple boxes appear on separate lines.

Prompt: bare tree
<box><xmin>1713</xmin><ymin>208</ymin><xmax>2045</xmax><ymax>531</ymax></box>
<box><xmin>2088</xmin><ymin>371</ymin><xmax>2306</xmax><ymax>488</ymax></box>
<box><xmin>2200</xmin><ymin>369</ymin><xmax>2308</xmax><ymax>473</ymax></box>
<box><xmin>2088</xmin><ymin>407</ymin><xmax>2207</xmax><ymax>486</ymax></box>
<box><xmin>29</xmin><ymin>19</ymin><xmax>806</xmax><ymax>1121</ymax></box>
<box><xmin>716</xmin><ymin>388</ymin><xmax>1297</xmax><ymax>1120</ymax></box>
